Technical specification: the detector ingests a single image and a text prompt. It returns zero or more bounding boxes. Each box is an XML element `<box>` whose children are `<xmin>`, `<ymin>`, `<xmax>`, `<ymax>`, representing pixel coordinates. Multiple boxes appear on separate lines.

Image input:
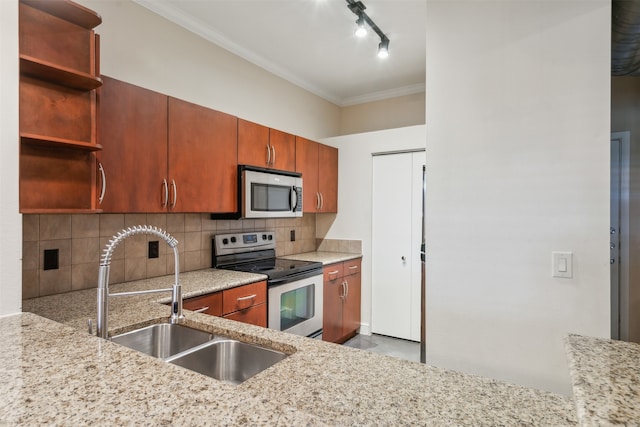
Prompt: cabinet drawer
<box><xmin>223</xmin><ymin>303</ymin><xmax>267</xmax><ymax>328</ymax></box>
<box><xmin>323</xmin><ymin>263</ymin><xmax>344</xmax><ymax>282</ymax></box>
<box><xmin>183</xmin><ymin>292</ymin><xmax>222</xmax><ymax>316</ymax></box>
<box><xmin>344</xmin><ymin>259</ymin><xmax>361</xmax><ymax>276</ymax></box>
<box><xmin>222</xmin><ymin>281</ymin><xmax>267</xmax><ymax>315</ymax></box>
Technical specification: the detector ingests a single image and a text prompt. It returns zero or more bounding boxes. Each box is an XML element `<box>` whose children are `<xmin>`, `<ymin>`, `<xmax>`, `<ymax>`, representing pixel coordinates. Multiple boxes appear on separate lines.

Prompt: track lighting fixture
<box><xmin>377</xmin><ymin>37</ymin><xmax>389</xmax><ymax>58</ymax></box>
<box><xmin>346</xmin><ymin>0</ymin><xmax>390</xmax><ymax>58</ymax></box>
<box><xmin>355</xmin><ymin>13</ymin><xmax>367</xmax><ymax>38</ymax></box>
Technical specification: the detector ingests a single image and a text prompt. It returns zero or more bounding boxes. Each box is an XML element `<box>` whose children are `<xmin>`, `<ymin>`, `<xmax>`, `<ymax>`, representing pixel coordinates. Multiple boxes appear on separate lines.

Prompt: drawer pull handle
<box><xmin>328</xmin><ymin>270</ymin><xmax>340</xmax><ymax>275</ymax></box>
<box><xmin>237</xmin><ymin>294</ymin><xmax>256</xmax><ymax>302</ymax></box>
<box><xmin>193</xmin><ymin>306</ymin><xmax>209</xmax><ymax>314</ymax></box>
<box><xmin>348</xmin><ymin>266</ymin><xmax>358</xmax><ymax>270</ymax></box>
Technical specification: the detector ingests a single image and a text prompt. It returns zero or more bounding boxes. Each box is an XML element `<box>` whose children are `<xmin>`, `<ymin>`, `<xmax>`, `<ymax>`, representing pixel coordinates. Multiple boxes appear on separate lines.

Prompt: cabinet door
<box><xmin>183</xmin><ymin>292</ymin><xmax>223</xmax><ymax>316</ymax></box>
<box><xmin>98</xmin><ymin>76</ymin><xmax>168</xmax><ymax>212</ymax></box>
<box><xmin>237</xmin><ymin>119</ymin><xmax>270</xmax><ymax>168</ymax></box>
<box><xmin>295</xmin><ymin>137</ymin><xmax>319</xmax><ymax>213</ymax></box>
<box><xmin>222</xmin><ymin>281</ymin><xmax>267</xmax><ymax>315</ymax></box>
<box><xmin>322</xmin><ymin>264</ymin><xmax>344</xmax><ymax>343</ymax></box>
<box><xmin>224</xmin><ymin>303</ymin><xmax>267</xmax><ymax>328</ymax></box>
<box><xmin>168</xmin><ymin>98</ymin><xmax>238</xmax><ymax>212</ymax></box>
<box><xmin>342</xmin><ymin>270</ymin><xmax>361</xmax><ymax>341</ymax></box>
<box><xmin>318</xmin><ymin>143</ymin><xmax>338</xmax><ymax>213</ymax></box>
<box><xmin>269</xmin><ymin>128</ymin><xmax>296</xmax><ymax>172</ymax></box>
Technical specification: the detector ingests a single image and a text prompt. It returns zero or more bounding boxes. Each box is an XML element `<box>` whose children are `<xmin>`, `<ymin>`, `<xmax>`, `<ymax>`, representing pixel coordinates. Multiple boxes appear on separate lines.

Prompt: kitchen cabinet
<box><xmin>168</xmin><ymin>97</ymin><xmax>238</xmax><ymax>212</ymax></box>
<box><xmin>322</xmin><ymin>258</ymin><xmax>361</xmax><ymax>343</ymax></box>
<box><xmin>182</xmin><ymin>281</ymin><xmax>267</xmax><ymax>328</ymax></box>
<box><xmin>222</xmin><ymin>280</ymin><xmax>267</xmax><ymax>327</ymax></box>
<box><xmin>183</xmin><ymin>292</ymin><xmax>223</xmax><ymax>316</ymax></box>
<box><xmin>97</xmin><ymin>77</ymin><xmax>238</xmax><ymax>213</ymax></box>
<box><xmin>18</xmin><ymin>0</ymin><xmax>102</xmax><ymax>213</ymax></box>
<box><xmin>97</xmin><ymin>76</ymin><xmax>168</xmax><ymax>212</ymax></box>
<box><xmin>237</xmin><ymin>119</ymin><xmax>295</xmax><ymax>171</ymax></box>
<box><xmin>295</xmin><ymin>137</ymin><xmax>338</xmax><ymax>213</ymax></box>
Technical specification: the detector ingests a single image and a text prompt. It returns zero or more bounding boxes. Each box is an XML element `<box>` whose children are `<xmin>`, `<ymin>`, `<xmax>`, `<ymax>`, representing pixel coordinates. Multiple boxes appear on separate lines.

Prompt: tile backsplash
<box><xmin>23</xmin><ymin>213</ymin><xmax>316</xmax><ymax>298</ymax></box>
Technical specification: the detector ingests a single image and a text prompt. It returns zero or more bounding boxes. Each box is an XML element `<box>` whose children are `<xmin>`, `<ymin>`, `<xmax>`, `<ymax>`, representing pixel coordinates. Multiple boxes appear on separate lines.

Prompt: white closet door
<box><xmin>372</xmin><ymin>152</ymin><xmax>415</xmax><ymax>340</ymax></box>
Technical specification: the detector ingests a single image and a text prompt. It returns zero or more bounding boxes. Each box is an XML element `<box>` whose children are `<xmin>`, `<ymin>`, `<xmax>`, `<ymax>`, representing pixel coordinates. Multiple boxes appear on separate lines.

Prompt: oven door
<box><xmin>268</xmin><ymin>273</ymin><xmax>323</xmax><ymax>337</ymax></box>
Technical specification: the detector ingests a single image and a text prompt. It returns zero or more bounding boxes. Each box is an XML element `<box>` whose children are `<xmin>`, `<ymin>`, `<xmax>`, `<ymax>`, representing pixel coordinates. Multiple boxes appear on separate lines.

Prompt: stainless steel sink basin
<box><xmin>111</xmin><ymin>323</ymin><xmax>214</xmax><ymax>359</ymax></box>
<box><xmin>166</xmin><ymin>339</ymin><xmax>288</xmax><ymax>385</ymax></box>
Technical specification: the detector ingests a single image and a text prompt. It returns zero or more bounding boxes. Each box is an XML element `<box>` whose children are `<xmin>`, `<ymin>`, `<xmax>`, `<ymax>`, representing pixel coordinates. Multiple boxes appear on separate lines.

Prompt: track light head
<box><xmin>355</xmin><ymin>13</ymin><xmax>367</xmax><ymax>37</ymax></box>
<box><xmin>378</xmin><ymin>37</ymin><xmax>389</xmax><ymax>58</ymax></box>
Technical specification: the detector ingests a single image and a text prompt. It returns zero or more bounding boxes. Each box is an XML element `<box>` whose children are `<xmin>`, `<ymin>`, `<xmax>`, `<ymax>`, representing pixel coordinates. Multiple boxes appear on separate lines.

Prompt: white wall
<box><xmin>320</xmin><ymin>125</ymin><xmax>427</xmax><ymax>335</ymax></box>
<box><xmin>339</xmin><ymin>93</ymin><xmax>425</xmax><ymax>136</ymax></box>
<box><xmin>76</xmin><ymin>0</ymin><xmax>341</xmax><ymax>140</ymax></box>
<box><xmin>0</xmin><ymin>0</ymin><xmax>22</xmax><ymax>316</ymax></box>
<box><xmin>425</xmin><ymin>1</ymin><xmax>610</xmax><ymax>394</ymax></box>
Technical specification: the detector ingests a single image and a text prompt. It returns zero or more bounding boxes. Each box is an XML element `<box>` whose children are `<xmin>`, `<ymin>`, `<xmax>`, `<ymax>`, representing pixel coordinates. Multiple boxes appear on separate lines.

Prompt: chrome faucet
<box><xmin>96</xmin><ymin>225</ymin><xmax>184</xmax><ymax>339</ymax></box>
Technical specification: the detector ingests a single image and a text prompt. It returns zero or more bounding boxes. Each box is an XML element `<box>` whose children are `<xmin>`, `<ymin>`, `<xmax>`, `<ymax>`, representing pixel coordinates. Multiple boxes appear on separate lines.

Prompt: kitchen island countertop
<box><xmin>9</xmin><ymin>268</ymin><xmax>583</xmax><ymax>425</ymax></box>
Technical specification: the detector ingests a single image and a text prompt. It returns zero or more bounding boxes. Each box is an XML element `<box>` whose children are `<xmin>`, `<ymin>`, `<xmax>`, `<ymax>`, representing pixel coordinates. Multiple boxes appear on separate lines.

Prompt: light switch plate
<box><xmin>552</xmin><ymin>251</ymin><xmax>573</xmax><ymax>278</ymax></box>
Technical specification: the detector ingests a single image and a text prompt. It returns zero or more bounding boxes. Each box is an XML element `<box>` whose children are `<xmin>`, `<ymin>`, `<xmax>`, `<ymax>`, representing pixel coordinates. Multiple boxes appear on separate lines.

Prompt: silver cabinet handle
<box><xmin>340</xmin><ymin>281</ymin><xmax>346</xmax><ymax>299</ymax></box>
<box><xmin>266</xmin><ymin>144</ymin><xmax>271</xmax><ymax>166</ymax></box>
<box><xmin>344</xmin><ymin>279</ymin><xmax>349</xmax><ymax>298</ymax></box>
<box><xmin>171</xmin><ymin>179</ymin><xmax>177</xmax><ymax>208</ymax></box>
<box><xmin>193</xmin><ymin>306</ymin><xmax>209</xmax><ymax>314</ymax></box>
<box><xmin>328</xmin><ymin>270</ymin><xmax>340</xmax><ymax>275</ymax></box>
<box><xmin>97</xmin><ymin>162</ymin><xmax>106</xmax><ymax>205</ymax></box>
<box><xmin>319</xmin><ymin>192</ymin><xmax>324</xmax><ymax>210</ymax></box>
<box><xmin>348</xmin><ymin>265</ymin><xmax>358</xmax><ymax>270</ymax></box>
<box><xmin>237</xmin><ymin>294</ymin><xmax>256</xmax><ymax>302</ymax></box>
<box><xmin>271</xmin><ymin>145</ymin><xmax>276</xmax><ymax>166</ymax></box>
<box><xmin>316</xmin><ymin>192</ymin><xmax>321</xmax><ymax>210</ymax></box>
<box><xmin>162</xmin><ymin>179</ymin><xmax>168</xmax><ymax>207</ymax></box>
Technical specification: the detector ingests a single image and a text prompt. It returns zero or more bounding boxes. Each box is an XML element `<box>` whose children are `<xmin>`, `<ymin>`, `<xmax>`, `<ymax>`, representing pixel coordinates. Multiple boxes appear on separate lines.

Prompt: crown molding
<box><xmin>340</xmin><ymin>83</ymin><xmax>425</xmax><ymax>107</ymax></box>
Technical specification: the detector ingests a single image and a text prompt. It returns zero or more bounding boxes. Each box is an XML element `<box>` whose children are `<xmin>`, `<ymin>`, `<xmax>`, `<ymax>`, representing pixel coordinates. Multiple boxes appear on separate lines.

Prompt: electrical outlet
<box><xmin>43</xmin><ymin>249</ymin><xmax>59</xmax><ymax>270</ymax></box>
<box><xmin>290</xmin><ymin>230</ymin><xmax>296</xmax><ymax>242</ymax></box>
<box><xmin>148</xmin><ymin>241</ymin><xmax>159</xmax><ymax>259</ymax></box>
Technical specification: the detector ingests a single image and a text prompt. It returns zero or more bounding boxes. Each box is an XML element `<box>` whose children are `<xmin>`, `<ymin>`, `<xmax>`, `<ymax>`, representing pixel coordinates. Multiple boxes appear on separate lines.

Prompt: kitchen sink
<box><xmin>111</xmin><ymin>323</ymin><xmax>214</xmax><ymax>359</ymax></box>
<box><xmin>166</xmin><ymin>339</ymin><xmax>288</xmax><ymax>385</ymax></box>
<box><xmin>111</xmin><ymin>323</ymin><xmax>288</xmax><ymax>384</ymax></box>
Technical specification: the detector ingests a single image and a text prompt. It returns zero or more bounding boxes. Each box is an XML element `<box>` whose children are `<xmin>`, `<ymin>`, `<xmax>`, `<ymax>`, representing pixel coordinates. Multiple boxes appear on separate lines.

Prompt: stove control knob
<box><xmin>268</xmin><ymin>235</ymin><xmax>273</xmax><ymax>240</ymax></box>
<box><xmin>262</xmin><ymin>234</ymin><xmax>267</xmax><ymax>240</ymax></box>
<box><xmin>222</xmin><ymin>238</ymin><xmax>229</xmax><ymax>245</ymax></box>
<box><xmin>230</xmin><ymin>236</ymin><xmax>237</xmax><ymax>243</ymax></box>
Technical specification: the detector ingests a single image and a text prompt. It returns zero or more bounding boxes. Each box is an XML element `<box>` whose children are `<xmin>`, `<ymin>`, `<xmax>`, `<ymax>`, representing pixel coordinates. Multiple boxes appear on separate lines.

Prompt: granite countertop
<box><xmin>280</xmin><ymin>251</ymin><xmax>362</xmax><ymax>265</ymax></box>
<box><xmin>11</xmin><ymin>268</ymin><xmax>581</xmax><ymax>425</ymax></box>
<box><xmin>565</xmin><ymin>334</ymin><xmax>640</xmax><ymax>425</ymax></box>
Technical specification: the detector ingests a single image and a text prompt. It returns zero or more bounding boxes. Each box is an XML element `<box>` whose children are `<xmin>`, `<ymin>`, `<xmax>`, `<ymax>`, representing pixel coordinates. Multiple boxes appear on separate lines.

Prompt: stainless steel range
<box><xmin>212</xmin><ymin>231</ymin><xmax>323</xmax><ymax>338</ymax></box>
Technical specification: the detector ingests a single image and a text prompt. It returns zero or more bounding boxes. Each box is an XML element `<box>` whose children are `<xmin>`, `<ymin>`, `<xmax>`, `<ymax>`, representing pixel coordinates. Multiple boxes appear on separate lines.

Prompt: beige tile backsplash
<box><xmin>23</xmin><ymin>213</ymin><xmax>318</xmax><ymax>298</ymax></box>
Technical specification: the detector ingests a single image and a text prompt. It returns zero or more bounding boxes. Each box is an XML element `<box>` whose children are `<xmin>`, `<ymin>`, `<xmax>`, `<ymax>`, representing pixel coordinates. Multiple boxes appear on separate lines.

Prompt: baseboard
<box><xmin>358</xmin><ymin>322</ymin><xmax>371</xmax><ymax>336</ymax></box>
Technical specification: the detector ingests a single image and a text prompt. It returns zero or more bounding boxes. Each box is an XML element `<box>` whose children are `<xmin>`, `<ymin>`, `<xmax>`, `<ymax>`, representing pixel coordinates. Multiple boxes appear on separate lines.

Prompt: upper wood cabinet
<box><xmin>295</xmin><ymin>137</ymin><xmax>338</xmax><ymax>213</ymax></box>
<box><xmin>237</xmin><ymin>119</ymin><xmax>295</xmax><ymax>172</ymax></box>
<box><xmin>98</xmin><ymin>77</ymin><xmax>238</xmax><ymax>213</ymax></box>
<box><xmin>168</xmin><ymin>98</ymin><xmax>238</xmax><ymax>213</ymax></box>
<box><xmin>18</xmin><ymin>0</ymin><xmax>102</xmax><ymax>213</ymax></box>
<box><xmin>97</xmin><ymin>76</ymin><xmax>168</xmax><ymax>212</ymax></box>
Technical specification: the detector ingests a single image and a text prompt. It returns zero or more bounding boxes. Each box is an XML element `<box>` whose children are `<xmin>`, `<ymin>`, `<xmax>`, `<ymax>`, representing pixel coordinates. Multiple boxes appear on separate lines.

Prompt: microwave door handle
<box><xmin>291</xmin><ymin>186</ymin><xmax>298</xmax><ymax>212</ymax></box>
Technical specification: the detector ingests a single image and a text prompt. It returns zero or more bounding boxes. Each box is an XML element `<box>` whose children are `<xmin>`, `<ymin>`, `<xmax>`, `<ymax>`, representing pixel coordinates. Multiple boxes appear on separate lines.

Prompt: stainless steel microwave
<box><xmin>239</xmin><ymin>166</ymin><xmax>302</xmax><ymax>218</ymax></box>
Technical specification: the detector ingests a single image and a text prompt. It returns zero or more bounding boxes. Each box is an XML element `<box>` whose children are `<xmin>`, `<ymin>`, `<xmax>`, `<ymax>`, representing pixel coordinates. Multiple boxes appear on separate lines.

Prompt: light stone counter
<box><xmin>565</xmin><ymin>334</ymin><xmax>640</xmax><ymax>426</ymax></box>
<box><xmin>280</xmin><ymin>251</ymin><xmax>362</xmax><ymax>265</ymax></box>
<box><xmin>13</xmin><ymin>268</ymin><xmax>580</xmax><ymax>425</ymax></box>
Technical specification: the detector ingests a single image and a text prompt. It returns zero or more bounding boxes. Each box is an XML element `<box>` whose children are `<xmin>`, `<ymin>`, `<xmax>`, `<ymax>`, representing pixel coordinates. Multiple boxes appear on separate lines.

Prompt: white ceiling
<box><xmin>134</xmin><ymin>0</ymin><xmax>426</xmax><ymax>106</ymax></box>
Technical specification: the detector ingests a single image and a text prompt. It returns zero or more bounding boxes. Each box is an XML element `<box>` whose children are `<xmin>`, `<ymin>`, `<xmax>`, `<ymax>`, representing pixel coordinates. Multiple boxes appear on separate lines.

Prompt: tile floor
<box><xmin>343</xmin><ymin>333</ymin><xmax>421</xmax><ymax>363</ymax></box>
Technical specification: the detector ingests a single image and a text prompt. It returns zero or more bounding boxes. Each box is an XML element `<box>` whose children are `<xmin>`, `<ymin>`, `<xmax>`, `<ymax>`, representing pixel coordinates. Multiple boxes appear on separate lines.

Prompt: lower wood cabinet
<box><xmin>182</xmin><ymin>280</ymin><xmax>267</xmax><ymax>327</ymax></box>
<box><xmin>182</xmin><ymin>292</ymin><xmax>222</xmax><ymax>316</ymax></box>
<box><xmin>323</xmin><ymin>258</ymin><xmax>361</xmax><ymax>343</ymax></box>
